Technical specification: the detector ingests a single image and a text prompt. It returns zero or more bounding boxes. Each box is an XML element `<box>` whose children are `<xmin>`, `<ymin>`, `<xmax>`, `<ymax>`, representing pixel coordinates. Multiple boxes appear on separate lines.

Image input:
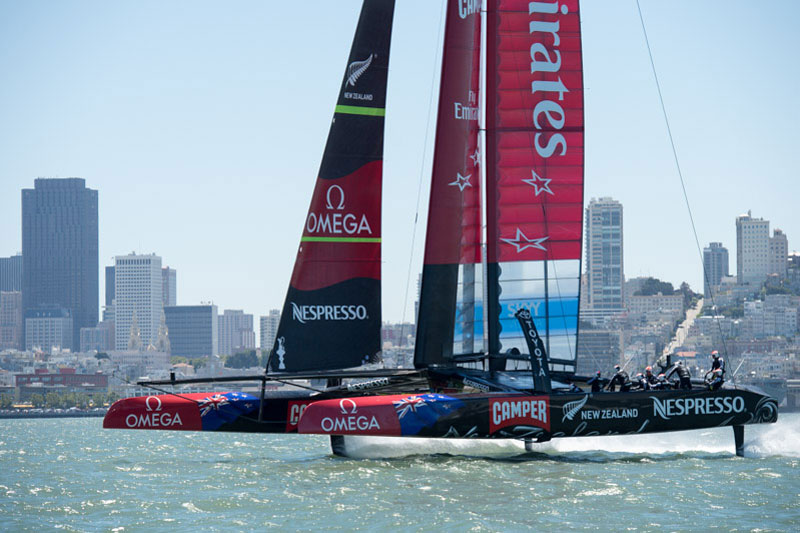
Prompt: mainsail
<box><xmin>270</xmin><ymin>0</ymin><xmax>395</xmax><ymax>372</ymax></box>
<box><xmin>415</xmin><ymin>0</ymin><xmax>483</xmax><ymax>367</ymax></box>
<box><xmin>485</xmin><ymin>0</ymin><xmax>585</xmax><ymax>372</ymax></box>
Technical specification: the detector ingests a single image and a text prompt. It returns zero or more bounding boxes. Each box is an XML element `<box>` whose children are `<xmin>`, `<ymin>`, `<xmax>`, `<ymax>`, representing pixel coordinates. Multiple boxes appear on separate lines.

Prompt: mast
<box><xmin>414</xmin><ymin>0</ymin><xmax>483</xmax><ymax>368</ymax></box>
<box><xmin>269</xmin><ymin>0</ymin><xmax>396</xmax><ymax>373</ymax></box>
<box><xmin>485</xmin><ymin>0</ymin><xmax>585</xmax><ymax>373</ymax></box>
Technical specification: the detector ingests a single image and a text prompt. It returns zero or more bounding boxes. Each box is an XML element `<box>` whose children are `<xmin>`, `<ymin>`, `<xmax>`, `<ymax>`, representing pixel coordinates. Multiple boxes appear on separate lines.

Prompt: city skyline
<box><xmin>1</xmin><ymin>1</ymin><xmax>798</xmax><ymax>323</ymax></box>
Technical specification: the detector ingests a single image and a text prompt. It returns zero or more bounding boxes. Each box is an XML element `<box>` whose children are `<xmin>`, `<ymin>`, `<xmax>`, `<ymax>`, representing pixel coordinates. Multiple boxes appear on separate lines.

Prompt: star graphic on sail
<box><xmin>448</xmin><ymin>172</ymin><xmax>472</xmax><ymax>191</ymax></box>
<box><xmin>469</xmin><ymin>149</ymin><xmax>480</xmax><ymax>167</ymax></box>
<box><xmin>501</xmin><ymin>229</ymin><xmax>549</xmax><ymax>253</ymax></box>
<box><xmin>522</xmin><ymin>170</ymin><xmax>553</xmax><ymax>196</ymax></box>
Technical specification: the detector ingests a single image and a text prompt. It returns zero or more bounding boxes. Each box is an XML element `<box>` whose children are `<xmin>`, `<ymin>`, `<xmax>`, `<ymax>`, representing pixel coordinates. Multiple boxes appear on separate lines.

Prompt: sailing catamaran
<box><xmin>104</xmin><ymin>0</ymin><xmax>778</xmax><ymax>456</ymax></box>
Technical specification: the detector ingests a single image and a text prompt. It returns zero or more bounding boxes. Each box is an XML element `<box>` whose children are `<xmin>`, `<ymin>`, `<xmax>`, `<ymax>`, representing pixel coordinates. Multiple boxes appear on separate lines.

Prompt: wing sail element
<box><xmin>270</xmin><ymin>1</ymin><xmax>396</xmax><ymax>372</ymax></box>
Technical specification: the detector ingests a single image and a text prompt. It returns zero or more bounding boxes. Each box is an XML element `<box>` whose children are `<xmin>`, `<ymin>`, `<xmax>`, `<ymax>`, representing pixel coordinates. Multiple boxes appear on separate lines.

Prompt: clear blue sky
<box><xmin>1</xmin><ymin>1</ymin><xmax>798</xmax><ymax>323</ymax></box>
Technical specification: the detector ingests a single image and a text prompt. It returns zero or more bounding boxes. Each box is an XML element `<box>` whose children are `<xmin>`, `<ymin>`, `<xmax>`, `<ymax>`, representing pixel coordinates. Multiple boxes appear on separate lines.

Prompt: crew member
<box><xmin>606</xmin><ymin>364</ymin><xmax>631</xmax><ymax>392</ymax></box>
<box><xmin>706</xmin><ymin>368</ymin><xmax>724</xmax><ymax>391</ymax></box>
<box><xmin>710</xmin><ymin>351</ymin><xmax>726</xmax><ymax>375</ymax></box>
<box><xmin>644</xmin><ymin>366</ymin><xmax>658</xmax><ymax>386</ymax></box>
<box><xmin>666</xmin><ymin>361</ymin><xmax>692</xmax><ymax>390</ymax></box>
<box><xmin>587</xmin><ymin>371</ymin><xmax>603</xmax><ymax>393</ymax></box>
<box><xmin>633</xmin><ymin>372</ymin><xmax>650</xmax><ymax>391</ymax></box>
<box><xmin>653</xmin><ymin>373</ymin><xmax>671</xmax><ymax>390</ymax></box>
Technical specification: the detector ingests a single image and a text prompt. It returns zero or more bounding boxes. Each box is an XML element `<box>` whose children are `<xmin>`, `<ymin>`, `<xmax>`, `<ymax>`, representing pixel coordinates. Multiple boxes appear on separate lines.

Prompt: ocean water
<box><xmin>1</xmin><ymin>415</ymin><xmax>798</xmax><ymax>532</ymax></box>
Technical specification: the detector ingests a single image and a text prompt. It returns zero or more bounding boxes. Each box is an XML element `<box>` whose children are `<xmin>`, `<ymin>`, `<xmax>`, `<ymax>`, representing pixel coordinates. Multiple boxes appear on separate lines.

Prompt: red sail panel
<box><xmin>487</xmin><ymin>0</ymin><xmax>584</xmax><ymax>264</ymax></box>
<box><xmin>414</xmin><ymin>0</ymin><xmax>483</xmax><ymax>367</ymax></box>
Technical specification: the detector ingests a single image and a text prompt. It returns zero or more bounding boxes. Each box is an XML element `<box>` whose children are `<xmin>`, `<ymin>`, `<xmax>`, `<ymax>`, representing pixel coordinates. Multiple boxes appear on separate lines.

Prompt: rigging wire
<box><xmin>635</xmin><ymin>0</ymin><xmax>735</xmax><ymax>386</ymax></box>
<box><xmin>398</xmin><ymin>0</ymin><xmax>447</xmax><ymax>347</ymax></box>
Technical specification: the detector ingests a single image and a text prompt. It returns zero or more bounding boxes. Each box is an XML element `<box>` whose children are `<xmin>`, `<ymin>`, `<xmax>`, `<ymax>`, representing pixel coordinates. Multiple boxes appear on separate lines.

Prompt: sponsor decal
<box><xmin>490</xmin><ymin>396</ymin><xmax>550</xmax><ymax>432</ymax></box>
<box><xmin>305</xmin><ymin>185</ymin><xmax>373</xmax><ymax>236</ymax></box>
<box><xmin>453</xmin><ymin>90</ymin><xmax>479</xmax><ymax>121</ymax></box>
<box><xmin>652</xmin><ymin>395</ymin><xmax>746</xmax><ymax>421</ymax></box>
<box><xmin>448</xmin><ymin>172</ymin><xmax>472</xmax><ymax>192</ymax></box>
<box><xmin>561</xmin><ymin>395</ymin><xmax>588</xmax><ymax>422</ymax></box>
<box><xmin>458</xmin><ymin>0</ymin><xmax>480</xmax><ymax>19</ymax></box>
<box><xmin>501</xmin><ymin>228</ymin><xmax>549</xmax><ymax>254</ymax></box>
<box><xmin>516</xmin><ymin>308</ymin><xmax>547</xmax><ymax>377</ymax></box>
<box><xmin>290</xmin><ymin>302</ymin><xmax>369</xmax><ymax>324</ymax></box>
<box><xmin>344</xmin><ymin>54</ymin><xmax>375</xmax><ymax>101</ymax></box>
<box><xmin>346</xmin><ymin>377</ymin><xmax>389</xmax><ymax>392</ymax></box>
<box><xmin>320</xmin><ymin>398</ymin><xmax>382</xmax><ymax>432</ymax></box>
<box><xmin>286</xmin><ymin>400</ymin><xmax>313</xmax><ymax>431</ymax></box>
<box><xmin>124</xmin><ymin>395</ymin><xmax>184</xmax><ymax>428</ymax></box>
<box><xmin>580</xmin><ymin>407</ymin><xmax>639</xmax><ymax>421</ymax></box>
<box><xmin>506</xmin><ymin>301</ymin><xmax>542</xmax><ymax>317</ymax></box>
<box><xmin>463</xmin><ymin>377</ymin><xmax>490</xmax><ymax>392</ymax></box>
<box><xmin>275</xmin><ymin>336</ymin><xmax>286</xmax><ymax>370</ymax></box>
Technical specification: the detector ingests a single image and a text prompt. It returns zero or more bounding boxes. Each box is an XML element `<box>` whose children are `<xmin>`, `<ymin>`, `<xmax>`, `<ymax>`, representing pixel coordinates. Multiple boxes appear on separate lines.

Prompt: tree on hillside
<box><xmin>634</xmin><ymin>277</ymin><xmax>674</xmax><ymax>296</ymax></box>
<box><xmin>225</xmin><ymin>350</ymin><xmax>259</xmax><ymax>369</ymax></box>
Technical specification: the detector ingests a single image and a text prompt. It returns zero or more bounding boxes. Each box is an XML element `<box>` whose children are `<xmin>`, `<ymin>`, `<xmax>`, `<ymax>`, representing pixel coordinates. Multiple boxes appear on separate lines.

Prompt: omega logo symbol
<box><xmin>339</xmin><ymin>398</ymin><xmax>358</xmax><ymax>414</ymax></box>
<box><xmin>145</xmin><ymin>396</ymin><xmax>163</xmax><ymax>412</ymax></box>
<box><xmin>326</xmin><ymin>185</ymin><xmax>345</xmax><ymax>210</ymax></box>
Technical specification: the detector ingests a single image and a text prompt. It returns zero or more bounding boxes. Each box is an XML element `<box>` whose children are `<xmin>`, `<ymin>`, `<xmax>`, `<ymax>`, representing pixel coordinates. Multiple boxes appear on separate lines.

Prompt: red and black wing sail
<box><xmin>270</xmin><ymin>0</ymin><xmax>395</xmax><ymax>372</ymax></box>
<box><xmin>415</xmin><ymin>0</ymin><xmax>483</xmax><ymax>367</ymax></box>
<box><xmin>486</xmin><ymin>0</ymin><xmax>584</xmax><ymax>372</ymax></box>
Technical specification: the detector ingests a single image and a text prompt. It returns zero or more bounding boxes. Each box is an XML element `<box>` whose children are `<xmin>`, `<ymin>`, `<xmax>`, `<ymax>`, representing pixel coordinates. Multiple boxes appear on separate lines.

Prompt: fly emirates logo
<box><xmin>529</xmin><ymin>1</ymin><xmax>573</xmax><ymax>159</ymax></box>
<box><xmin>490</xmin><ymin>396</ymin><xmax>550</xmax><ymax>432</ymax></box>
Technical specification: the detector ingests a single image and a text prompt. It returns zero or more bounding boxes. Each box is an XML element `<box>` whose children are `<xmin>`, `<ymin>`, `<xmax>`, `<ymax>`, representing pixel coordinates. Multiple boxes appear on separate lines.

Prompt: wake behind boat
<box><xmin>103</xmin><ymin>0</ymin><xmax>778</xmax><ymax>456</ymax></box>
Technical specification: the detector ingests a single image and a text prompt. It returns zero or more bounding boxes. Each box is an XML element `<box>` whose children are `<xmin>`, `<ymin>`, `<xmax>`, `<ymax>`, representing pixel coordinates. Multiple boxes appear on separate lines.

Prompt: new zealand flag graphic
<box><xmin>392</xmin><ymin>394</ymin><xmax>463</xmax><ymax>436</ymax></box>
<box><xmin>197</xmin><ymin>392</ymin><xmax>259</xmax><ymax>431</ymax></box>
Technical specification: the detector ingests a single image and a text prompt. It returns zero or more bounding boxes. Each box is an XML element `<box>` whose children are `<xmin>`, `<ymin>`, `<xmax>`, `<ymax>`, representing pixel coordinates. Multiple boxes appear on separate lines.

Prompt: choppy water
<box><xmin>1</xmin><ymin>415</ymin><xmax>798</xmax><ymax>532</ymax></box>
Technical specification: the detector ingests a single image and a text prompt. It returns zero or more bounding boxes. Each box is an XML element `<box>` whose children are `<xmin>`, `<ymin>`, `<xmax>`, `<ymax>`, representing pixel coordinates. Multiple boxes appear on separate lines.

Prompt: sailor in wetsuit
<box><xmin>653</xmin><ymin>373</ymin><xmax>671</xmax><ymax>390</ymax></box>
<box><xmin>606</xmin><ymin>365</ymin><xmax>631</xmax><ymax>392</ymax></box>
<box><xmin>666</xmin><ymin>361</ymin><xmax>692</xmax><ymax>390</ymax></box>
<box><xmin>706</xmin><ymin>368</ymin><xmax>725</xmax><ymax>391</ymax></box>
<box><xmin>587</xmin><ymin>371</ymin><xmax>603</xmax><ymax>393</ymax></box>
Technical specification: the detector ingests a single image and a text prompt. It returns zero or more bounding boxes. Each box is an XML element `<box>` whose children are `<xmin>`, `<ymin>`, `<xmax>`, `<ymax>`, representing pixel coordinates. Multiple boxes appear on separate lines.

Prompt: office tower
<box><xmin>162</xmin><ymin>267</ymin><xmax>177</xmax><ymax>307</ymax></box>
<box><xmin>0</xmin><ymin>291</ymin><xmax>23</xmax><ymax>350</ymax></box>
<box><xmin>769</xmin><ymin>229</ymin><xmax>788</xmax><ymax>278</ymax></box>
<box><xmin>260</xmin><ymin>309</ymin><xmax>281</xmax><ymax>351</ymax></box>
<box><xmin>164</xmin><ymin>304</ymin><xmax>218</xmax><ymax>357</ymax></box>
<box><xmin>218</xmin><ymin>309</ymin><xmax>255</xmax><ymax>356</ymax></box>
<box><xmin>24</xmin><ymin>305</ymin><xmax>72</xmax><ymax>352</ymax></box>
<box><xmin>105</xmin><ymin>266</ymin><xmax>115</xmax><ymax>307</ymax></box>
<box><xmin>0</xmin><ymin>254</ymin><xmax>22</xmax><ymax>291</ymax></box>
<box><xmin>22</xmin><ymin>178</ymin><xmax>98</xmax><ymax>350</ymax></box>
<box><xmin>736</xmin><ymin>211</ymin><xmax>770</xmax><ymax>285</ymax></box>
<box><xmin>114</xmin><ymin>253</ymin><xmax>162</xmax><ymax>350</ymax></box>
<box><xmin>584</xmin><ymin>197</ymin><xmax>624</xmax><ymax>313</ymax></box>
<box><xmin>703</xmin><ymin>242</ymin><xmax>729</xmax><ymax>297</ymax></box>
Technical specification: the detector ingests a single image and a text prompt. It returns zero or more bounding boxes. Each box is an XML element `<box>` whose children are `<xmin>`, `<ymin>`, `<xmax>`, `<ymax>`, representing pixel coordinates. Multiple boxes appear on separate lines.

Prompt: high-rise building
<box><xmin>25</xmin><ymin>305</ymin><xmax>73</xmax><ymax>352</ymax></box>
<box><xmin>769</xmin><ymin>229</ymin><xmax>788</xmax><ymax>278</ymax></box>
<box><xmin>0</xmin><ymin>291</ymin><xmax>23</xmax><ymax>350</ymax></box>
<box><xmin>114</xmin><ymin>253</ymin><xmax>163</xmax><ymax>351</ymax></box>
<box><xmin>703</xmin><ymin>242</ymin><xmax>729</xmax><ymax>297</ymax></box>
<box><xmin>584</xmin><ymin>197</ymin><xmax>624</xmax><ymax>313</ymax></box>
<box><xmin>105</xmin><ymin>266</ymin><xmax>115</xmax><ymax>307</ymax></box>
<box><xmin>162</xmin><ymin>267</ymin><xmax>177</xmax><ymax>307</ymax></box>
<box><xmin>736</xmin><ymin>211</ymin><xmax>770</xmax><ymax>285</ymax></box>
<box><xmin>218</xmin><ymin>309</ymin><xmax>255</xmax><ymax>356</ymax></box>
<box><xmin>22</xmin><ymin>178</ymin><xmax>98</xmax><ymax>350</ymax></box>
<box><xmin>164</xmin><ymin>304</ymin><xmax>218</xmax><ymax>357</ymax></box>
<box><xmin>0</xmin><ymin>254</ymin><xmax>22</xmax><ymax>292</ymax></box>
<box><xmin>260</xmin><ymin>309</ymin><xmax>281</xmax><ymax>351</ymax></box>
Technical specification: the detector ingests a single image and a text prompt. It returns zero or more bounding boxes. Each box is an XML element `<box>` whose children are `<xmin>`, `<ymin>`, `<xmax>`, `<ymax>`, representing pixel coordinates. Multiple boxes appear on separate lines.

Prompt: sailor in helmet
<box><xmin>606</xmin><ymin>364</ymin><xmax>631</xmax><ymax>392</ymax></box>
<box><xmin>710</xmin><ymin>350</ymin><xmax>726</xmax><ymax>376</ymax></box>
<box><xmin>666</xmin><ymin>360</ymin><xmax>692</xmax><ymax>390</ymax></box>
<box><xmin>644</xmin><ymin>366</ymin><xmax>658</xmax><ymax>387</ymax></box>
<box><xmin>587</xmin><ymin>370</ymin><xmax>603</xmax><ymax>393</ymax></box>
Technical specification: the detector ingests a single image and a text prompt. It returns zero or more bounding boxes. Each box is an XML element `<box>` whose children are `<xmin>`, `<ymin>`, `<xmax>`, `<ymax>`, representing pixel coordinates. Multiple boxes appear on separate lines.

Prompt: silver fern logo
<box><xmin>561</xmin><ymin>395</ymin><xmax>588</xmax><ymax>422</ymax></box>
<box><xmin>346</xmin><ymin>54</ymin><xmax>373</xmax><ymax>87</ymax></box>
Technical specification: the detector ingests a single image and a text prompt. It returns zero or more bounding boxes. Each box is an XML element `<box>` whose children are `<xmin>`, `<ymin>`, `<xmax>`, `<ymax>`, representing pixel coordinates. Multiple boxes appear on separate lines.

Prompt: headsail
<box><xmin>415</xmin><ymin>0</ymin><xmax>483</xmax><ymax>367</ymax></box>
<box><xmin>485</xmin><ymin>0</ymin><xmax>585</xmax><ymax>372</ymax></box>
<box><xmin>270</xmin><ymin>0</ymin><xmax>395</xmax><ymax>372</ymax></box>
